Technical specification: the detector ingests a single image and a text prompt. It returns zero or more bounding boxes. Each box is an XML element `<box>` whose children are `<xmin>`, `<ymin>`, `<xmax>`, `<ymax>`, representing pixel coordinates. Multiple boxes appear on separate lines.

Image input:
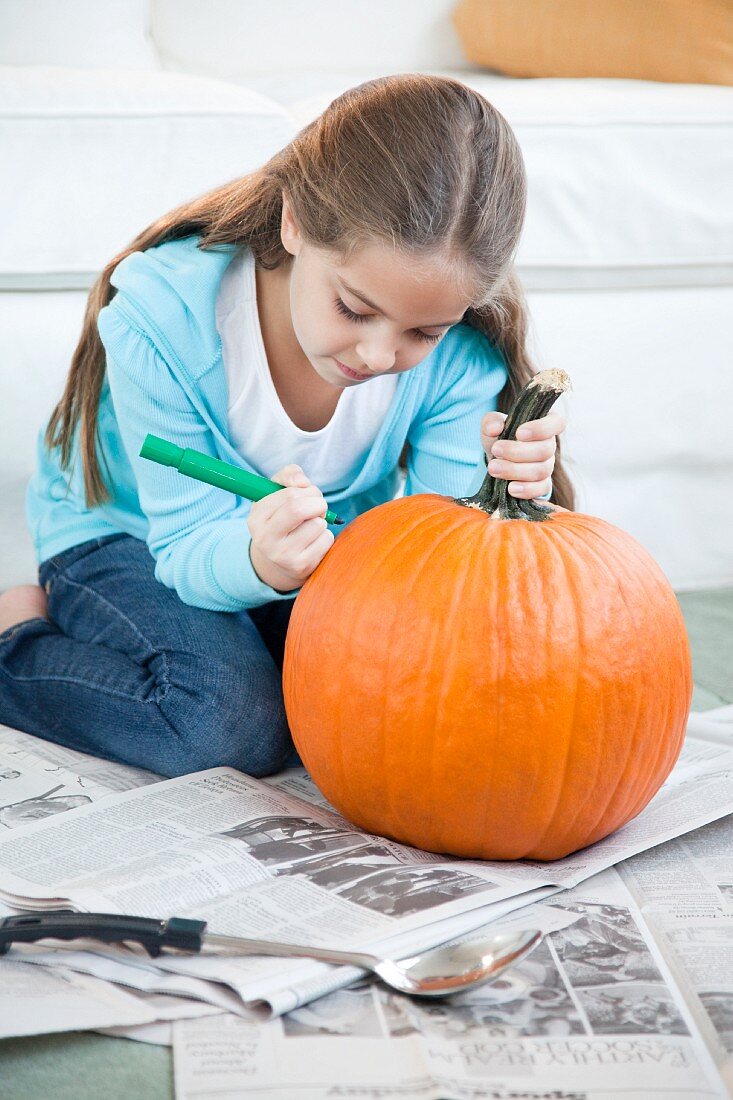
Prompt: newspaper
<box><xmin>0</xmin><ymin>955</ymin><xmax>158</xmax><ymax>1038</ymax></box>
<box><xmin>0</xmin><ymin>723</ymin><xmax>160</xmax><ymax>824</ymax></box>
<box><xmin>172</xmin><ymin>865</ymin><xmax>732</xmax><ymax>1100</ymax></box>
<box><xmin>0</xmin><ymin>711</ymin><xmax>732</xmax><ymax>1029</ymax></box>
<box><xmin>620</xmin><ymin>811</ymin><xmax>733</xmax><ymax>1096</ymax></box>
<box><xmin>0</xmin><ymin>926</ymin><xmax>227</xmax><ymax>1041</ymax></box>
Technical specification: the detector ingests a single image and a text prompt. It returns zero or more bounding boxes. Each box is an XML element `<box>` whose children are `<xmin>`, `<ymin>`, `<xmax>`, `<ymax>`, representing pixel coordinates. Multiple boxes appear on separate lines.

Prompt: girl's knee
<box><xmin>164</xmin><ymin>725</ymin><xmax>293</xmax><ymax>779</ymax></box>
<box><xmin>154</xmin><ymin>653</ymin><xmax>293</xmax><ymax>777</ymax></box>
<box><xmin>173</xmin><ymin>717</ymin><xmax>293</xmax><ymax>778</ymax></box>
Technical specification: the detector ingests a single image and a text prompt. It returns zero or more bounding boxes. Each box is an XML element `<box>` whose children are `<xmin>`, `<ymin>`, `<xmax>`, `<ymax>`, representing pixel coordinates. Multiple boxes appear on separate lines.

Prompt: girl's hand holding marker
<box><xmin>136</xmin><ymin>436</ymin><xmax>341</xmax><ymax>595</ymax></box>
<box><xmin>248</xmin><ymin>464</ymin><xmax>335</xmax><ymax>593</ymax></box>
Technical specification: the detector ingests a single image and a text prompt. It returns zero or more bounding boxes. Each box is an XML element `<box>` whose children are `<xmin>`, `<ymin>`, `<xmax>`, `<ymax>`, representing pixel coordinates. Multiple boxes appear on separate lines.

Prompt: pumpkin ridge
<box><xmin>562</xmin><ymin>521</ymin><xmax>642</xmax><ymax>846</ymax></box>
<box><xmin>583</xmin><ymin>519</ymin><xmax>689</xmax><ymax>809</ymax></box>
<box><xmin>372</xmin><ymin>510</ymin><xmax>415</xmax><ymax>835</ymax></box>
<box><xmin>381</xmin><ymin>507</ymin><xmax>453</xmax><ymax>838</ymax></box>
<box><xmin>555</xmin><ymin>521</ymin><xmax>650</xmax><ymax>844</ymax></box>
<box><xmin>477</xmin><ymin>519</ymin><xmax>507</xmax><ymax>853</ymax></box>
<box><xmin>559</xmin><ymin>519</ymin><xmax>647</xmax><ymax>844</ymax></box>
<box><xmin>556</xmin><ymin>521</ymin><xmax>680</xmax><ymax>843</ymax></box>
<box><xmin>344</xmin><ymin>505</ymin><xmax>429</xmax><ymax>829</ymax></box>
<box><xmin>496</xmin><ymin>521</ymin><xmax>557</xmax><ymax>858</ymax></box>
<box><xmin>526</xmin><ymin>519</ymin><xmax>587</xmax><ymax>857</ymax></box>
<box><xmin>406</xmin><ymin>513</ymin><xmax>481</xmax><ymax>845</ymax></box>
<box><xmin>397</xmin><ymin>502</ymin><xmax>499</xmax><ymax>845</ymax></box>
<box><xmin>441</xmin><ymin>513</ymin><xmax>511</xmax><ymax>852</ymax></box>
<box><xmin>345</xmin><ymin>499</ymin><xmax>461</xmax><ymax>834</ymax></box>
<box><xmin>545</xmin><ymin>523</ymin><xmax>611</xmax><ymax>858</ymax></box>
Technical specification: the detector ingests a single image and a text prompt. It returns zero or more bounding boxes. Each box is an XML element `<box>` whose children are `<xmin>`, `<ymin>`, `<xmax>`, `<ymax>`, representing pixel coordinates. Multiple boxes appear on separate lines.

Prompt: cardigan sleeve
<box><xmin>99</xmin><ymin>305</ymin><xmax>295</xmax><ymax>611</ymax></box>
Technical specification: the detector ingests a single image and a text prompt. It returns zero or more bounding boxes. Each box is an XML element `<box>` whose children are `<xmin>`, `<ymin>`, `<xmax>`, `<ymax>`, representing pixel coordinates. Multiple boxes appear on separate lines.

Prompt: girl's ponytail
<box><xmin>45</xmin><ymin>269</ymin><xmax>115</xmax><ymax>505</ymax></box>
<box><xmin>44</xmin><ymin>175</ymin><xmax>281</xmax><ymax>507</ymax></box>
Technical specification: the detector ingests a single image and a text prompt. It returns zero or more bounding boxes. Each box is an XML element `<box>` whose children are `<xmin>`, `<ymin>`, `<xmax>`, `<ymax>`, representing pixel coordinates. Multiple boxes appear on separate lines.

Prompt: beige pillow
<box><xmin>452</xmin><ymin>0</ymin><xmax>733</xmax><ymax>85</ymax></box>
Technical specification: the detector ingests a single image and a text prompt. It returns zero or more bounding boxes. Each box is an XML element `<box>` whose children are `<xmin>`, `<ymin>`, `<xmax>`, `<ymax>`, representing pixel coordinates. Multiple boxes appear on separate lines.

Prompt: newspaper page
<box><xmin>0</xmin><ymin>715</ymin><xmax>732</xmax><ymax>1019</ymax></box>
<box><xmin>620</xmin><ymin>813</ymin><xmax>733</xmax><ymax>1096</ymax></box>
<box><xmin>1</xmin><ymin>887</ymin><xmax>257</xmax><ymax>1042</ymax></box>
<box><xmin>96</xmin><ymin>994</ymin><xmax>225</xmax><ymax>1046</ymax></box>
<box><xmin>4</xmin><ymin>894</ymin><xmax>154</xmax><ymax>1040</ymax></box>
<box><xmin>172</xmin><ymin>866</ymin><xmax>730</xmax><ymax>1100</ymax></box>
<box><xmin>0</xmin><ymin>721</ymin><xmax>160</xmax><ymax>830</ymax></box>
<box><xmin>0</xmin><ymin>765</ymin><xmax>552</xmax><ymax>1016</ymax></box>
<box><xmin>0</xmin><ymin>957</ymin><xmax>158</xmax><ymax>1038</ymax></box>
<box><xmin>15</xmin><ymin>942</ymin><xmax>255</xmax><ymax>1018</ymax></box>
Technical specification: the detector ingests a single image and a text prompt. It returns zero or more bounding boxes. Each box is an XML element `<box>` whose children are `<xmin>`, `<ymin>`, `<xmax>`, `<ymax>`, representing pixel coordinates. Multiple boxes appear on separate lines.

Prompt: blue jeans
<box><xmin>0</xmin><ymin>534</ymin><xmax>298</xmax><ymax>777</ymax></box>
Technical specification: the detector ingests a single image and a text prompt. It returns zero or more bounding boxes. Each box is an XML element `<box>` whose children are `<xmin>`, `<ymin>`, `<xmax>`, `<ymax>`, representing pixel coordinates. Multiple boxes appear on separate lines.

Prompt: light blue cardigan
<box><xmin>26</xmin><ymin>237</ymin><xmax>508</xmax><ymax>611</ymax></box>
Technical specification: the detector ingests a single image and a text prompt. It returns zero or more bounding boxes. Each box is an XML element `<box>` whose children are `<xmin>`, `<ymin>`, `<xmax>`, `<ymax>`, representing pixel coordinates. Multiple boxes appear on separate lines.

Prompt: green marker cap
<box><xmin>140</xmin><ymin>435</ymin><xmax>183</xmax><ymax>468</ymax></box>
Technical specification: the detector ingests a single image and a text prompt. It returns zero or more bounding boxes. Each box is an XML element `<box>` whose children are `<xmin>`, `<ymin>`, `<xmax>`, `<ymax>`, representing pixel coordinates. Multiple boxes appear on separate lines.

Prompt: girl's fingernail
<box><xmin>516</xmin><ymin>428</ymin><xmax>531</xmax><ymax>440</ymax></box>
<box><xmin>509</xmin><ymin>483</ymin><xmax>524</xmax><ymax>495</ymax></box>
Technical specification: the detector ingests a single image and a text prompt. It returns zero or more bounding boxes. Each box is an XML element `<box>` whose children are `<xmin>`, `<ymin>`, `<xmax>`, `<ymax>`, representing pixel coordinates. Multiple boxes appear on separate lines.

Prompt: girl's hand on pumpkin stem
<box><xmin>248</xmin><ymin>464</ymin><xmax>335</xmax><ymax>593</ymax></box>
<box><xmin>481</xmin><ymin>411</ymin><xmax>566</xmax><ymax>499</ymax></box>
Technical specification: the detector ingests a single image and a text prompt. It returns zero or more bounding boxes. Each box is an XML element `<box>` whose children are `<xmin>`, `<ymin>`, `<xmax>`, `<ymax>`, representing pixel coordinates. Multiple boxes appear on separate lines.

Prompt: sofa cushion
<box><xmin>280</xmin><ymin>74</ymin><xmax>733</xmax><ymax>290</ymax></box>
<box><xmin>4</xmin><ymin>65</ymin><xmax>730</xmax><ymax>292</ymax></box>
<box><xmin>0</xmin><ymin>0</ymin><xmax>159</xmax><ymax>70</ymax></box>
<box><xmin>453</xmin><ymin>0</ymin><xmax>733</xmax><ymax>87</ymax></box>
<box><xmin>152</xmin><ymin>0</ymin><xmax>467</xmax><ymax>79</ymax></box>
<box><xmin>0</xmin><ymin>66</ymin><xmax>296</xmax><ymax>288</ymax></box>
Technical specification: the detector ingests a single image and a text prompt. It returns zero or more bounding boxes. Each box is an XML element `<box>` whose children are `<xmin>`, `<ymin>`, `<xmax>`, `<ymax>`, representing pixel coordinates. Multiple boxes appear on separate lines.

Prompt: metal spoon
<box><xmin>199</xmin><ymin>925</ymin><xmax>543</xmax><ymax>997</ymax></box>
<box><xmin>0</xmin><ymin>911</ymin><xmax>542</xmax><ymax>998</ymax></box>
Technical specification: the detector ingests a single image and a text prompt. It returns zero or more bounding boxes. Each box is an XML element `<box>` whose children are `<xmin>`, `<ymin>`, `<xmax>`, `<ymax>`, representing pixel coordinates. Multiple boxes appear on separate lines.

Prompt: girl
<box><xmin>0</xmin><ymin>75</ymin><xmax>573</xmax><ymax>778</ymax></box>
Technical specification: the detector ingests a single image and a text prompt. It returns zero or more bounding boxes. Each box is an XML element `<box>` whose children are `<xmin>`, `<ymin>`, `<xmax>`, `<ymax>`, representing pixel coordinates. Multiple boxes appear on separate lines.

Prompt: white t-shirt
<box><xmin>216</xmin><ymin>249</ymin><xmax>398</xmax><ymax>494</ymax></box>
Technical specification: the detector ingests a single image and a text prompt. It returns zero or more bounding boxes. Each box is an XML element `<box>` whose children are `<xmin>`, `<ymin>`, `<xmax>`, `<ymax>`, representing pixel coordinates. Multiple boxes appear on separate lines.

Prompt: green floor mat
<box><xmin>678</xmin><ymin>588</ymin><xmax>733</xmax><ymax>709</ymax></box>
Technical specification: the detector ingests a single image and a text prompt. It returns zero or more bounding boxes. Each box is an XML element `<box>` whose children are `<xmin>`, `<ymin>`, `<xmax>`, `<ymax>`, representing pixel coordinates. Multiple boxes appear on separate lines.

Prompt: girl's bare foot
<box><xmin>0</xmin><ymin>585</ymin><xmax>49</xmax><ymax>635</ymax></box>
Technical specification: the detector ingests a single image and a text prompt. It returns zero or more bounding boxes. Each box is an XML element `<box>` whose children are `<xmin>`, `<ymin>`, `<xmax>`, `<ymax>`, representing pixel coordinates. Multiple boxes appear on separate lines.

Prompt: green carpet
<box><xmin>0</xmin><ymin>1032</ymin><xmax>174</xmax><ymax>1099</ymax></box>
<box><xmin>678</xmin><ymin>588</ymin><xmax>733</xmax><ymax>710</ymax></box>
<box><xmin>1</xmin><ymin>587</ymin><xmax>732</xmax><ymax>1100</ymax></box>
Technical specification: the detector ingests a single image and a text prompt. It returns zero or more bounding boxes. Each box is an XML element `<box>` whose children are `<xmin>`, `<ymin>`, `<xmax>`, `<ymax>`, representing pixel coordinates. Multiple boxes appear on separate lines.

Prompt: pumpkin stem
<box><xmin>455</xmin><ymin>368</ymin><xmax>572</xmax><ymax>522</ymax></box>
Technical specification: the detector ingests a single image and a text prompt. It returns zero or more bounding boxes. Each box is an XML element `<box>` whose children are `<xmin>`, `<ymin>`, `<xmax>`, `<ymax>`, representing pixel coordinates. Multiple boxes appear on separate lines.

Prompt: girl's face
<box><xmin>280</xmin><ymin>197</ymin><xmax>474</xmax><ymax>389</ymax></box>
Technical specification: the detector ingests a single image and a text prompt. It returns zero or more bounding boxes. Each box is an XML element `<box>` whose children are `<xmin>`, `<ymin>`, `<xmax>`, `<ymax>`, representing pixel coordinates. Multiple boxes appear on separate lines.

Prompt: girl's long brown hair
<box><xmin>47</xmin><ymin>74</ymin><xmax>574</xmax><ymax>510</ymax></box>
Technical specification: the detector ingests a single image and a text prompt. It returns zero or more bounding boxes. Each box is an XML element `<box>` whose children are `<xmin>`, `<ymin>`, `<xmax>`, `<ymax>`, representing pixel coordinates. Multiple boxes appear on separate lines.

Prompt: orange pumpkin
<box><xmin>282</xmin><ymin>370</ymin><xmax>692</xmax><ymax>861</ymax></box>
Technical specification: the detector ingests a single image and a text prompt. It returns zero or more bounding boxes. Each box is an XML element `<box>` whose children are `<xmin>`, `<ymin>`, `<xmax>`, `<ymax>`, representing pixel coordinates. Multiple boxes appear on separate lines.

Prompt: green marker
<box><xmin>140</xmin><ymin>434</ymin><xmax>344</xmax><ymax>525</ymax></box>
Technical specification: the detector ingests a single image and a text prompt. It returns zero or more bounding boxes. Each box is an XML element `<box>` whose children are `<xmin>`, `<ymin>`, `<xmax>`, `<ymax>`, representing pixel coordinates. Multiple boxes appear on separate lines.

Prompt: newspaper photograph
<box><xmin>0</xmin><ymin>722</ymin><xmax>159</xmax><ymax>830</ymax></box>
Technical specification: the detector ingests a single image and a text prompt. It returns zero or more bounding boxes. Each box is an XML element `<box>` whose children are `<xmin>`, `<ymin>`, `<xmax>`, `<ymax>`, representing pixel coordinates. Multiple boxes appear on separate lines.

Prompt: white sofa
<box><xmin>1</xmin><ymin>0</ymin><xmax>732</xmax><ymax>592</ymax></box>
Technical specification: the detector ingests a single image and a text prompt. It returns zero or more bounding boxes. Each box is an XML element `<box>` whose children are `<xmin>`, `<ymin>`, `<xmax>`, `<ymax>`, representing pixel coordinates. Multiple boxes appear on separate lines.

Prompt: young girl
<box><xmin>0</xmin><ymin>75</ymin><xmax>573</xmax><ymax>778</ymax></box>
